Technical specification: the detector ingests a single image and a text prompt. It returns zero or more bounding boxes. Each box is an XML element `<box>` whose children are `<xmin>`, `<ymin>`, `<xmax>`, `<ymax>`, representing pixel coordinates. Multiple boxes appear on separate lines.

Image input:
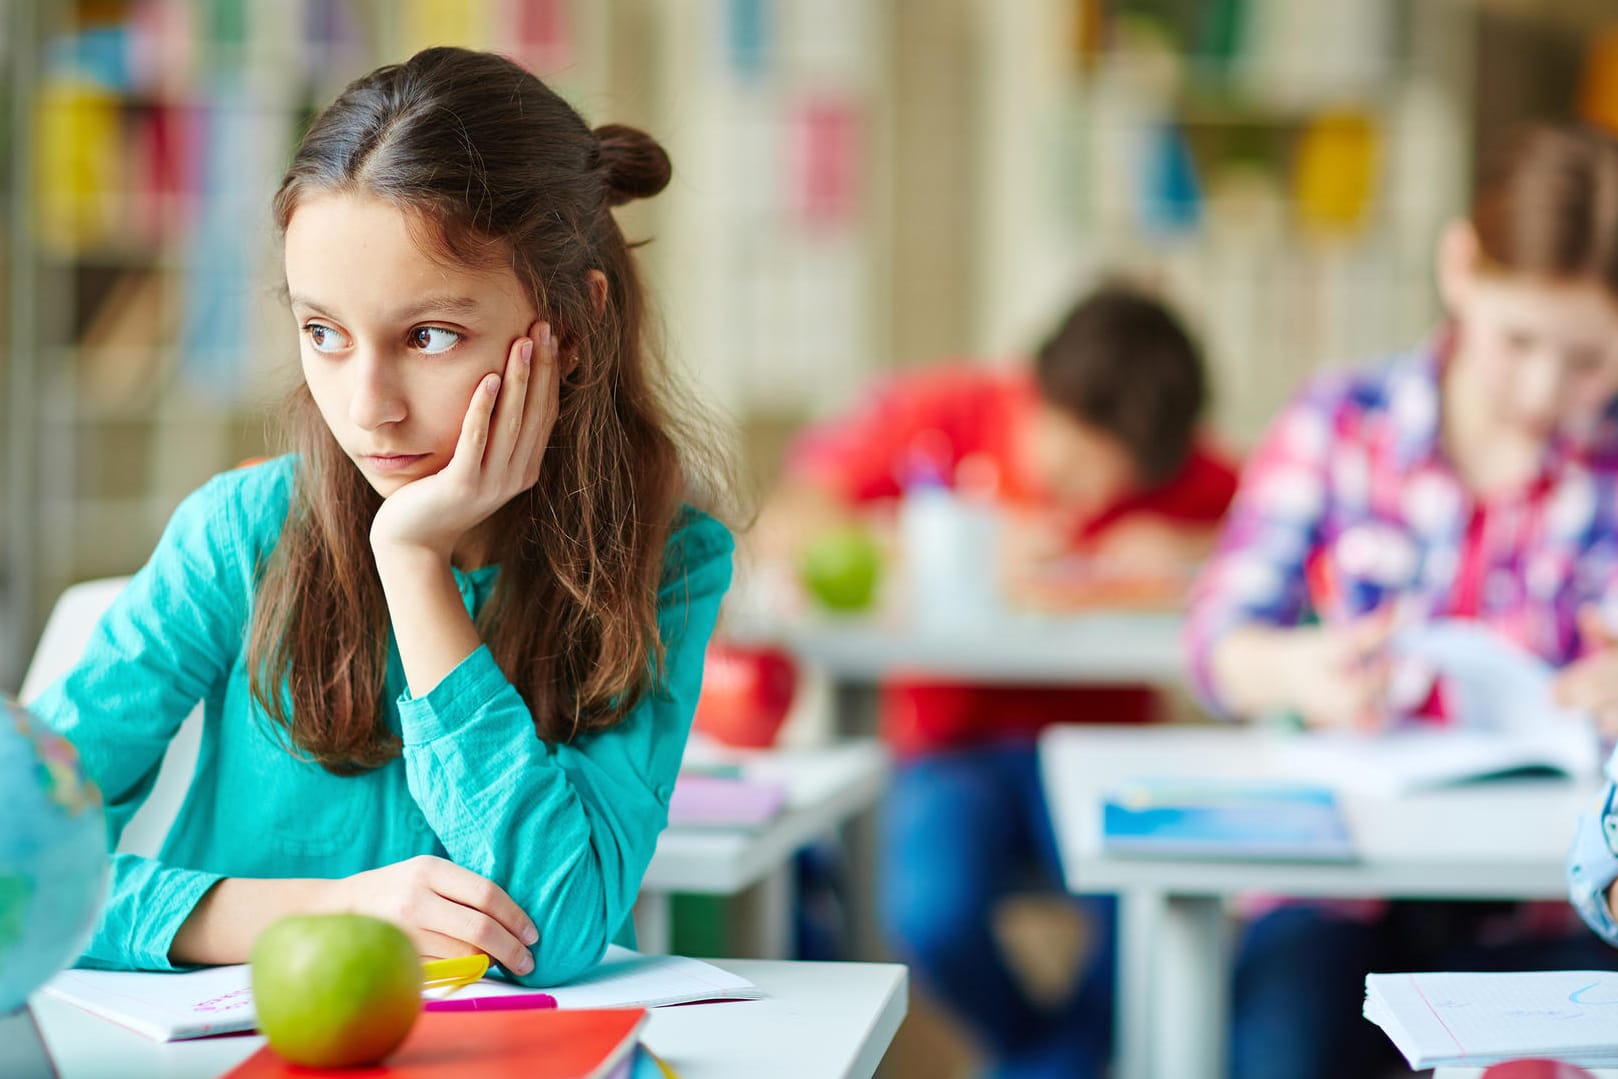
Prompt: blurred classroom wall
<box><xmin>3</xmin><ymin>0</ymin><xmax>1617</xmax><ymax>693</ymax></box>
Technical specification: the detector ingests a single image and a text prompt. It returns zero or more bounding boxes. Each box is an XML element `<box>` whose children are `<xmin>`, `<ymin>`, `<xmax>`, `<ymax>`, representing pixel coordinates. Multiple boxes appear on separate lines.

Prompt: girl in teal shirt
<box><xmin>33</xmin><ymin>46</ymin><xmax>733</xmax><ymax>987</ymax></box>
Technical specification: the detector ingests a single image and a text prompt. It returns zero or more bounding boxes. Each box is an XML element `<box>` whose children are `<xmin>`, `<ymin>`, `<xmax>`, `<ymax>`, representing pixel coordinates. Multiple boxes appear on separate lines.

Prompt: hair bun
<box><xmin>594</xmin><ymin>124</ymin><xmax>672</xmax><ymax>206</ymax></box>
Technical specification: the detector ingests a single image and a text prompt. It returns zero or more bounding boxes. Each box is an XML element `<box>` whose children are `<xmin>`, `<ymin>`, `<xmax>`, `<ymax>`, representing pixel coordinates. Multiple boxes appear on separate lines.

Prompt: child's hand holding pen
<box><xmin>1283</xmin><ymin>606</ymin><xmax>1399</xmax><ymax>732</ymax></box>
<box><xmin>1553</xmin><ymin>604</ymin><xmax>1618</xmax><ymax>736</ymax></box>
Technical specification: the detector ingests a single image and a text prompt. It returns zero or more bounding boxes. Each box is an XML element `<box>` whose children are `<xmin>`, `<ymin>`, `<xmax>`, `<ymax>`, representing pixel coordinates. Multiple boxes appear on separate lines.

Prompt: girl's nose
<box><xmin>348</xmin><ymin>350</ymin><xmax>407</xmax><ymax>430</ymax></box>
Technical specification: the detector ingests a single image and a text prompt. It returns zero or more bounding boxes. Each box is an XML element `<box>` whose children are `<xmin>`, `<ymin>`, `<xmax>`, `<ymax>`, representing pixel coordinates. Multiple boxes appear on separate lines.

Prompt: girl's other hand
<box><xmin>1283</xmin><ymin>607</ymin><xmax>1398</xmax><ymax>732</ymax></box>
<box><xmin>369</xmin><ymin>319</ymin><xmax>560</xmax><ymax>561</ymax></box>
<box><xmin>1553</xmin><ymin>605</ymin><xmax>1618</xmax><ymax>736</ymax></box>
<box><xmin>321</xmin><ymin>855</ymin><xmax>539</xmax><ymax>975</ymax></box>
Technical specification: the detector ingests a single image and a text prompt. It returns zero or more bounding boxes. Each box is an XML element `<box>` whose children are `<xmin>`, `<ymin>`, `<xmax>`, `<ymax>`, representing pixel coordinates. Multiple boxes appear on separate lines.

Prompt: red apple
<box><xmin>694</xmin><ymin>641</ymin><xmax>798</xmax><ymax>748</ymax></box>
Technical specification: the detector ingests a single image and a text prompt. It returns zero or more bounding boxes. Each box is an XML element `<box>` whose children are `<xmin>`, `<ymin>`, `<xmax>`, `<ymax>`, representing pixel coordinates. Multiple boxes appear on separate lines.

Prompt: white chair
<box><xmin>22</xmin><ymin>577</ymin><xmax>203</xmax><ymax>860</ymax></box>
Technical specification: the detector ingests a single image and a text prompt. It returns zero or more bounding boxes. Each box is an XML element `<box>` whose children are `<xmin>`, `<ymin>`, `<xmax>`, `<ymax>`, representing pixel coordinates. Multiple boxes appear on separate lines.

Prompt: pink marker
<box><xmin>424</xmin><ymin>992</ymin><xmax>558</xmax><ymax>1013</ymax></box>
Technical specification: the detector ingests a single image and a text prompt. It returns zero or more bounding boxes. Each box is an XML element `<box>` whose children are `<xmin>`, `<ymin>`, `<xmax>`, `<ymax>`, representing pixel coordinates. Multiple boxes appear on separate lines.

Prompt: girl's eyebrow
<box><xmin>287</xmin><ymin>294</ymin><xmax>483</xmax><ymax>321</ymax></box>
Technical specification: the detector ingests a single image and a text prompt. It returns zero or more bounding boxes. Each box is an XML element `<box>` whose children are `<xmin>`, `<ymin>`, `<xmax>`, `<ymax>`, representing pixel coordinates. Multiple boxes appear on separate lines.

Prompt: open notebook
<box><xmin>43</xmin><ymin>946</ymin><xmax>761</xmax><ymax>1042</ymax></box>
<box><xmin>1283</xmin><ymin>621</ymin><xmax>1601</xmax><ymax>796</ymax></box>
<box><xmin>1365</xmin><ymin>970</ymin><xmax>1618</xmax><ymax>1069</ymax></box>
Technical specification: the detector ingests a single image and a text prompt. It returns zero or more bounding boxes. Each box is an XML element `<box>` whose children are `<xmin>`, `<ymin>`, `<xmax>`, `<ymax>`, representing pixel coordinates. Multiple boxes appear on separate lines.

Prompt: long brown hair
<box><xmin>249</xmin><ymin>46</ymin><xmax>714</xmax><ymax>774</ymax></box>
<box><xmin>1471</xmin><ymin>124</ymin><xmax>1618</xmax><ymax>292</ymax></box>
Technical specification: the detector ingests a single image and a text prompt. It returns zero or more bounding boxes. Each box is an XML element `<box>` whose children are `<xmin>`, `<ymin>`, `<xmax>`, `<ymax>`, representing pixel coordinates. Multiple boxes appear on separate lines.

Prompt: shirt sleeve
<box><xmin>784</xmin><ymin>367</ymin><xmax>984</xmax><ymax>504</ymax></box>
<box><xmin>1569</xmin><ymin>776</ymin><xmax>1618</xmax><ymax>946</ymax></box>
<box><xmin>31</xmin><ymin>474</ymin><xmax>254</xmax><ymax>970</ymax></box>
<box><xmin>1182</xmin><ymin>381</ymin><xmax>1339</xmax><ymax>718</ymax></box>
<box><xmin>396</xmin><ymin>512</ymin><xmax>734</xmax><ymax>986</ymax></box>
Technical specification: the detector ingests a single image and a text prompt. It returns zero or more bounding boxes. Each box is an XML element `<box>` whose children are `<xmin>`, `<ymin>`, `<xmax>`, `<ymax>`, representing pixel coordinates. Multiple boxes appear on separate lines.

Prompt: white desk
<box><xmin>729</xmin><ymin>610</ymin><xmax>1185</xmax><ymax>685</ymax></box>
<box><xmin>30</xmin><ymin>957</ymin><xmax>909</xmax><ymax>1079</ymax></box>
<box><xmin>1038</xmin><ymin>724</ymin><xmax>1597</xmax><ymax>1079</ymax></box>
<box><xmin>635</xmin><ymin>740</ymin><xmax>889</xmax><ymax>957</ymax></box>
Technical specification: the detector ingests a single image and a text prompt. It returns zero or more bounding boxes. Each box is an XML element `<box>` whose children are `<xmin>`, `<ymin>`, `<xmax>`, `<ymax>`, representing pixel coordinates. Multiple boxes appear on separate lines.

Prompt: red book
<box><xmin>223</xmin><ymin>1007</ymin><xmax>648</xmax><ymax>1079</ymax></box>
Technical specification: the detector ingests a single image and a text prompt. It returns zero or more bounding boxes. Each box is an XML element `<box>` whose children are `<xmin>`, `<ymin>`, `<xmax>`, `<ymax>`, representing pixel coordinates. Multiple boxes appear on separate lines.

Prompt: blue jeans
<box><xmin>1232</xmin><ymin>902</ymin><xmax>1618</xmax><ymax>1079</ymax></box>
<box><xmin>881</xmin><ymin>743</ymin><xmax>1114</xmax><ymax>1079</ymax></box>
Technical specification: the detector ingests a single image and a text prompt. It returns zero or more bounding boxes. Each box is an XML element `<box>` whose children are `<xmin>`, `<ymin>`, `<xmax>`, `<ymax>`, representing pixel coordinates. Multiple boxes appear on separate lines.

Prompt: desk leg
<box><xmin>1153</xmin><ymin>895</ymin><xmax>1228</xmax><ymax>1079</ymax></box>
<box><xmin>733</xmin><ymin>861</ymin><xmax>795</xmax><ymax>958</ymax></box>
<box><xmin>1117</xmin><ymin>889</ymin><xmax>1162</xmax><ymax>1079</ymax></box>
<box><xmin>634</xmin><ymin>890</ymin><xmax>672</xmax><ymax>954</ymax></box>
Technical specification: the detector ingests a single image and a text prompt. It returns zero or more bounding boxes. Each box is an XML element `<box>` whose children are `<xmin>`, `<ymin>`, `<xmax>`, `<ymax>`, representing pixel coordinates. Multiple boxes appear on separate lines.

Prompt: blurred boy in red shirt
<box><xmin>764</xmin><ymin>286</ymin><xmax>1237</xmax><ymax>1078</ymax></box>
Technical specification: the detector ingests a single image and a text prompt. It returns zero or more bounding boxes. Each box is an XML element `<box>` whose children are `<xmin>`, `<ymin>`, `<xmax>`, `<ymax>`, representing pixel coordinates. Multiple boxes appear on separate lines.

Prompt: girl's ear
<box><xmin>587</xmin><ymin>270</ymin><xmax>608</xmax><ymax>319</ymax></box>
<box><xmin>1436</xmin><ymin>219</ymin><xmax>1480</xmax><ymax>316</ymax></box>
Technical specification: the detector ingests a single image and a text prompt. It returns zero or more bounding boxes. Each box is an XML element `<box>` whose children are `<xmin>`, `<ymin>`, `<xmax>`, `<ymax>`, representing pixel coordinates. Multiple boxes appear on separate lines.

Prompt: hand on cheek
<box><xmin>369</xmin><ymin>319</ymin><xmax>560</xmax><ymax>560</ymax></box>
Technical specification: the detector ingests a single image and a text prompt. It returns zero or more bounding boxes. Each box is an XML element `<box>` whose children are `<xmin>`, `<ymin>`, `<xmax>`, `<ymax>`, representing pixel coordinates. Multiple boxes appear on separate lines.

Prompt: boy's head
<box><xmin>1024</xmin><ymin>286</ymin><xmax>1208</xmax><ymax>515</ymax></box>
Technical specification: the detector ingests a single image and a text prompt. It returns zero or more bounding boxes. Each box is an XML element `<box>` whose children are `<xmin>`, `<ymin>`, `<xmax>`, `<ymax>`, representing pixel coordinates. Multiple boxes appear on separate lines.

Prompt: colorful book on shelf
<box><xmin>223</xmin><ymin>1007</ymin><xmax>648</xmax><ymax>1079</ymax></box>
<box><xmin>666</xmin><ymin>773</ymin><xmax>788</xmax><ymax>829</ymax></box>
<box><xmin>1101</xmin><ymin>777</ymin><xmax>1357</xmax><ymax>862</ymax></box>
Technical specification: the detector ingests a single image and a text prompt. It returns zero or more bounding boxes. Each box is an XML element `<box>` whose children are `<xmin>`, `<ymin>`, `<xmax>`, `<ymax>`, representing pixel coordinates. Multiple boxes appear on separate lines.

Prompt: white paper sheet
<box><xmin>1365</xmin><ymin>970</ymin><xmax>1618</xmax><ymax>1068</ymax></box>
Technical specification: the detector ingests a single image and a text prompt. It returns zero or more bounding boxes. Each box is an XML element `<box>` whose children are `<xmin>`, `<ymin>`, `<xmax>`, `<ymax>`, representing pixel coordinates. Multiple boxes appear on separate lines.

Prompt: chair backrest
<box><xmin>20</xmin><ymin>578</ymin><xmax>131</xmax><ymax>703</ymax></box>
<box><xmin>22</xmin><ymin>577</ymin><xmax>203</xmax><ymax>860</ymax></box>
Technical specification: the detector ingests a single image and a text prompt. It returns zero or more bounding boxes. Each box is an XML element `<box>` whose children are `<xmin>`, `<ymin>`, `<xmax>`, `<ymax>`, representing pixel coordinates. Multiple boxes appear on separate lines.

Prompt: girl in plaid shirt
<box><xmin>1187</xmin><ymin>125</ymin><xmax>1618</xmax><ymax>1079</ymax></box>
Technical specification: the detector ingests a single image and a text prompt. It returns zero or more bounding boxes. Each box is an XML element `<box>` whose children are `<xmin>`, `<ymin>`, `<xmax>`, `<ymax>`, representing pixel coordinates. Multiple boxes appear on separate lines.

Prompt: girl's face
<box><xmin>1440</xmin><ymin>222</ymin><xmax>1618</xmax><ymax>443</ymax></box>
<box><xmin>284</xmin><ymin>192</ymin><xmax>537</xmax><ymax>496</ymax></box>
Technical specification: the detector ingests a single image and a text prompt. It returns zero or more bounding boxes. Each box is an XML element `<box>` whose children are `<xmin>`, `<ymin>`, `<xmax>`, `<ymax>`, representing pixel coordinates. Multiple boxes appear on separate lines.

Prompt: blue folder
<box><xmin>1102</xmin><ymin>778</ymin><xmax>1358</xmax><ymax>862</ymax></box>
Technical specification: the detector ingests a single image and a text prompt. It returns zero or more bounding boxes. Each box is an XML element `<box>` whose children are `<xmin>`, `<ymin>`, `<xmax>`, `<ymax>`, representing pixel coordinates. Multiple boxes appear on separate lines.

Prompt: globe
<box><xmin>0</xmin><ymin>695</ymin><xmax>106</xmax><ymax>1015</ymax></box>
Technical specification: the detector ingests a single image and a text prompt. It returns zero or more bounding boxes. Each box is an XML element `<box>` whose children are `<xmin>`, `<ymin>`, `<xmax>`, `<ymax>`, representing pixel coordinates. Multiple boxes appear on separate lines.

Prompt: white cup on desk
<box><xmin>900</xmin><ymin>483</ymin><xmax>1002</xmax><ymax>630</ymax></box>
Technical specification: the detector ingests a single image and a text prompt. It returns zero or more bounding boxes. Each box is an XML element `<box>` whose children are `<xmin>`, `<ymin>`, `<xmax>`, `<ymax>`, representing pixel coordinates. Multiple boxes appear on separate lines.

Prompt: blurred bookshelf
<box><xmin>970</xmin><ymin>0</ymin><xmax>1479</xmax><ymax>448</ymax></box>
<box><xmin>0</xmin><ymin>0</ymin><xmax>893</xmax><ymax>687</ymax></box>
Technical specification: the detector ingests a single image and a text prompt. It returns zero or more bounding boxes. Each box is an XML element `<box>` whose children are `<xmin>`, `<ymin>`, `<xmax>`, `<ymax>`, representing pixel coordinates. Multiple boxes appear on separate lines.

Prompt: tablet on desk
<box><xmin>0</xmin><ymin>1007</ymin><xmax>60</xmax><ymax>1079</ymax></box>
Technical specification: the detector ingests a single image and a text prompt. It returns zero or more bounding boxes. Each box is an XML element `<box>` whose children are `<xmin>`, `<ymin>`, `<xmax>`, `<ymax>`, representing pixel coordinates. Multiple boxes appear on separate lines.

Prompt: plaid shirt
<box><xmin>1180</xmin><ymin>341</ymin><xmax>1618</xmax><ymax>943</ymax></box>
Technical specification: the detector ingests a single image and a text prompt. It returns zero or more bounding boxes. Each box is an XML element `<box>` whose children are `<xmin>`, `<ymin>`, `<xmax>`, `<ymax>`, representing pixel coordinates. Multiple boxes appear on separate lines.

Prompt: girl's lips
<box><xmin>363</xmin><ymin>453</ymin><xmax>429</xmax><ymax>473</ymax></box>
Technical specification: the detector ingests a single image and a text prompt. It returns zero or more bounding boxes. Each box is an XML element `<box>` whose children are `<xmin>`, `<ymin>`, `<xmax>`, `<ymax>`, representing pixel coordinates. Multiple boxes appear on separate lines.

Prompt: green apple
<box><xmin>250</xmin><ymin>914</ymin><xmax>422</xmax><ymax>1068</ymax></box>
<box><xmin>799</xmin><ymin>525</ymin><xmax>882</xmax><ymax>612</ymax></box>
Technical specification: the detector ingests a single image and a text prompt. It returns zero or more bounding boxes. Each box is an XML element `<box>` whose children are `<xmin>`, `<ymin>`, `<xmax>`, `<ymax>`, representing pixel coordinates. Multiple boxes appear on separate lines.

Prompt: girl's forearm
<box><xmin>169</xmin><ymin>876</ymin><xmax>335</xmax><ymax>965</ymax></box>
<box><xmin>372</xmin><ymin>544</ymin><xmax>484</xmax><ymax>699</ymax></box>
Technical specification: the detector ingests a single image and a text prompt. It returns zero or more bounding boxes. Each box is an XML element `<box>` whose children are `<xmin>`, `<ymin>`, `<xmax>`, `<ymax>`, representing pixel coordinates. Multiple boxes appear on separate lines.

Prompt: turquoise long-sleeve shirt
<box><xmin>32</xmin><ymin>456</ymin><xmax>732</xmax><ymax>984</ymax></box>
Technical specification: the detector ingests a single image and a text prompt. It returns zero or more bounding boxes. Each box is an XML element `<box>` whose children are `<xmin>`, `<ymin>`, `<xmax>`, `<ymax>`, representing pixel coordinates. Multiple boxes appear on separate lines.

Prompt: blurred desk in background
<box><xmin>728</xmin><ymin>609</ymin><xmax>1186</xmax><ymax>695</ymax></box>
<box><xmin>638</xmin><ymin>739</ymin><xmax>889</xmax><ymax>959</ymax></box>
<box><xmin>724</xmin><ymin>609</ymin><xmax>1186</xmax><ymax>960</ymax></box>
<box><xmin>1039</xmin><ymin>724</ymin><xmax>1595</xmax><ymax>1079</ymax></box>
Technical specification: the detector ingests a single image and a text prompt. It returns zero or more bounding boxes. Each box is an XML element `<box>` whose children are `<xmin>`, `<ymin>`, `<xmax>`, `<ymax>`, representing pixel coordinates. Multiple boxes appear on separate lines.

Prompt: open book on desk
<box><xmin>1281</xmin><ymin>621</ymin><xmax>1601</xmax><ymax>797</ymax></box>
<box><xmin>43</xmin><ymin>946</ymin><xmax>761</xmax><ymax>1042</ymax></box>
<box><xmin>1365</xmin><ymin>970</ymin><xmax>1618</xmax><ymax>1069</ymax></box>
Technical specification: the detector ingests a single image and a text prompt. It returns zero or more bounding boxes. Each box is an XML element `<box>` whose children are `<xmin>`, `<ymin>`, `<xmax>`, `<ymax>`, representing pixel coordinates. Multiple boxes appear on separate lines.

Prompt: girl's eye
<box><xmin>409</xmin><ymin>326</ymin><xmax>463</xmax><ymax>354</ymax></box>
<box><xmin>304</xmin><ymin>323</ymin><xmax>350</xmax><ymax>353</ymax></box>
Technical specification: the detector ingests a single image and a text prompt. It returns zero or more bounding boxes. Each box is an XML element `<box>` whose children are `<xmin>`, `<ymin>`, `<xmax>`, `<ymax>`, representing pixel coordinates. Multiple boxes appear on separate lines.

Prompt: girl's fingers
<box><xmin>414</xmin><ymin>929</ymin><xmax>483</xmax><ymax>962</ymax></box>
<box><xmin>1554</xmin><ymin>656</ymin><xmax>1614</xmax><ymax>712</ymax></box>
<box><xmin>423</xmin><ymin>859</ymin><xmax>538</xmax><ymax>948</ymax></box>
<box><xmin>514</xmin><ymin>321</ymin><xmax>559</xmax><ymax>471</ymax></box>
<box><xmin>414</xmin><ymin>890</ymin><xmax>532</xmax><ymax>974</ymax></box>
<box><xmin>450</xmin><ymin>373</ymin><xmax>500</xmax><ymax>476</ymax></box>
<box><xmin>490</xmin><ymin>336</ymin><xmax>534</xmax><ymax>469</ymax></box>
<box><xmin>1579</xmin><ymin>604</ymin><xmax>1618</xmax><ymax>653</ymax></box>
